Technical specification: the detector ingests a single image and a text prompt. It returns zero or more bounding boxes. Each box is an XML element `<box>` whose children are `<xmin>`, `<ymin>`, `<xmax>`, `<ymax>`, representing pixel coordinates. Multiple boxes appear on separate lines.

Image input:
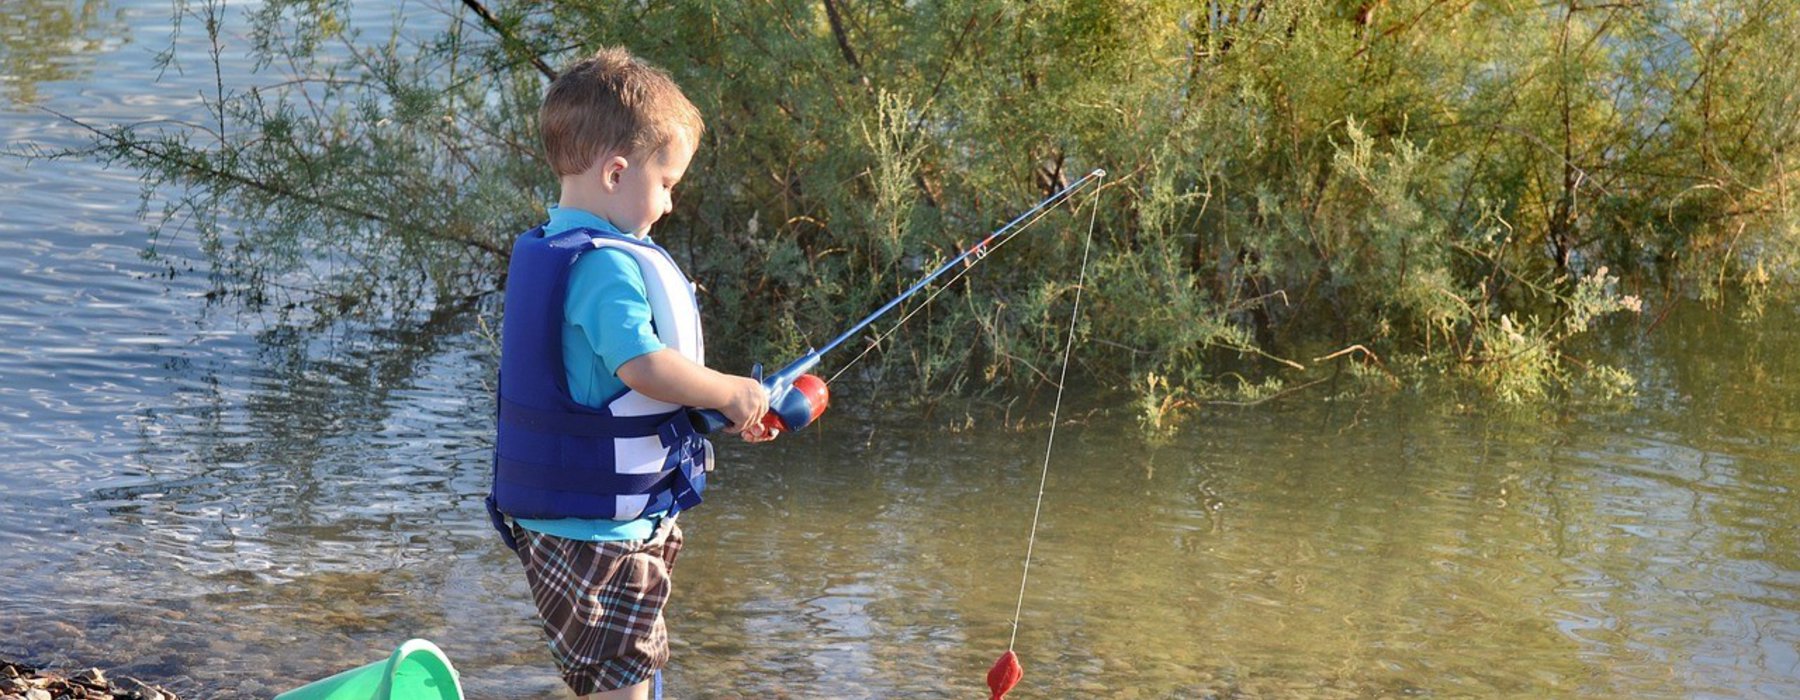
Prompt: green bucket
<box><xmin>274</xmin><ymin>639</ymin><xmax>464</xmax><ymax>700</ymax></box>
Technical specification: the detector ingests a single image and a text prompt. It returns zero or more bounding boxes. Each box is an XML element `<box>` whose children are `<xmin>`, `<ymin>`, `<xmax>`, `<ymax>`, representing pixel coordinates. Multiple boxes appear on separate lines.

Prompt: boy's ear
<box><xmin>600</xmin><ymin>154</ymin><xmax>630</xmax><ymax>191</ymax></box>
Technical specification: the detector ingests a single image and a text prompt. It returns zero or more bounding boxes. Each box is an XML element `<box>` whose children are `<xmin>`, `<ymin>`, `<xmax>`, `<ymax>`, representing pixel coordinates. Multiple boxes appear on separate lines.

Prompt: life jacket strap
<box><xmin>669</xmin><ymin>437</ymin><xmax>706</xmax><ymax>513</ymax></box>
<box><xmin>495</xmin><ymin>457</ymin><xmax>680</xmax><ymax>495</ymax></box>
<box><xmin>656</xmin><ymin>409</ymin><xmax>697</xmax><ymax>446</ymax></box>
<box><xmin>658</xmin><ymin>415</ymin><xmax>705</xmax><ymax>513</ymax></box>
<box><xmin>485</xmin><ymin>493</ymin><xmax>518</xmax><ymax>551</ymax></box>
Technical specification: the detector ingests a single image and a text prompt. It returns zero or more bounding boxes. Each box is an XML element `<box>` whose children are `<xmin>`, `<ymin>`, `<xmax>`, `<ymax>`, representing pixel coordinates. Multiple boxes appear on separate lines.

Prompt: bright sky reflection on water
<box><xmin>2</xmin><ymin>2</ymin><xmax>1798</xmax><ymax>697</ymax></box>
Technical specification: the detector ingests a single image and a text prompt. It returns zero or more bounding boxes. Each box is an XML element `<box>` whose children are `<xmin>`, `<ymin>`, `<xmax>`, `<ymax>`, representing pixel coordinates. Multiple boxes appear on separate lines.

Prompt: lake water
<box><xmin>3</xmin><ymin>2</ymin><xmax>1798</xmax><ymax>698</ymax></box>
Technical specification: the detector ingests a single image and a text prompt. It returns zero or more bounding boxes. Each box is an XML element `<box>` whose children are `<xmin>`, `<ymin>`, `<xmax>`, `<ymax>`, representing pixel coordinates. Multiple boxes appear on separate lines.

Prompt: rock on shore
<box><xmin>1</xmin><ymin>660</ymin><xmax>182</xmax><ymax>700</ymax></box>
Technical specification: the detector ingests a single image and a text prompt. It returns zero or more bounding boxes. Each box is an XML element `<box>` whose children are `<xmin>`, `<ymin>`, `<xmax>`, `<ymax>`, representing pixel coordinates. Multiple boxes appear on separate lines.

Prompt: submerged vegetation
<box><xmin>42</xmin><ymin>0</ymin><xmax>1800</xmax><ymax>427</ymax></box>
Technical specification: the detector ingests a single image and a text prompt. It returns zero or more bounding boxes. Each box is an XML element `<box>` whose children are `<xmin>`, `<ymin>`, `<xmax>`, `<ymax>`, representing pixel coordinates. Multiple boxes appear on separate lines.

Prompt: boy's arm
<box><xmin>569</xmin><ymin>249</ymin><xmax>770</xmax><ymax>437</ymax></box>
<box><xmin>617</xmin><ymin>350</ymin><xmax>769</xmax><ymax>434</ymax></box>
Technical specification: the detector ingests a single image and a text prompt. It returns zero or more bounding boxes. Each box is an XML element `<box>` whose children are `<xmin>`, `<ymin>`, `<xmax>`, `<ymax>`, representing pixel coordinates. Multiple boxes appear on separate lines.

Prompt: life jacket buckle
<box><xmin>656</xmin><ymin>412</ymin><xmax>696</xmax><ymax>448</ymax></box>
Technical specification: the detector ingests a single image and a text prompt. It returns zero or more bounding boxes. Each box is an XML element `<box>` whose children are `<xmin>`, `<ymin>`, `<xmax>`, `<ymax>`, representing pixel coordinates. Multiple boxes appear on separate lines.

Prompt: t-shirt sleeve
<box><xmin>565</xmin><ymin>247</ymin><xmax>666</xmax><ymax>375</ymax></box>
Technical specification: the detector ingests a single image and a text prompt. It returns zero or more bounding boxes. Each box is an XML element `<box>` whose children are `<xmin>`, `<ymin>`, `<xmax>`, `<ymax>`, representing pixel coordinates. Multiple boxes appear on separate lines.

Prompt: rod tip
<box><xmin>1091</xmin><ymin>168</ymin><xmax>1107</xmax><ymax>178</ymax></box>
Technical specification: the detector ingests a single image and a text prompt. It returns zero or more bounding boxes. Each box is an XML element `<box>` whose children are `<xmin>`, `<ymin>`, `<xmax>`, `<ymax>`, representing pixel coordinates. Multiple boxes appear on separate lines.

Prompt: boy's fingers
<box><xmin>742</xmin><ymin>423</ymin><xmax>778</xmax><ymax>443</ymax></box>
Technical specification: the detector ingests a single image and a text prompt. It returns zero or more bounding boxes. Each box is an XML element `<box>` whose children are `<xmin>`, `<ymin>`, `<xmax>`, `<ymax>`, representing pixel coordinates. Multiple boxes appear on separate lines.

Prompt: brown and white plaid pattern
<box><xmin>511</xmin><ymin>517</ymin><xmax>684</xmax><ymax>695</ymax></box>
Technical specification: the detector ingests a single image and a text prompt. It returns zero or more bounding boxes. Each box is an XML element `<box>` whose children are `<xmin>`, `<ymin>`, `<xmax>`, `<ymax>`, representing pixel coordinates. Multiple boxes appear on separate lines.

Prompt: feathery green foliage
<box><xmin>66</xmin><ymin>0</ymin><xmax>1800</xmax><ymax>425</ymax></box>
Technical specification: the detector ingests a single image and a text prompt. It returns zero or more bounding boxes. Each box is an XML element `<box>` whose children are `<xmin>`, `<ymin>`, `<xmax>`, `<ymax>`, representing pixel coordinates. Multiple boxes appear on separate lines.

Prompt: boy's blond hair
<box><xmin>541</xmin><ymin>47</ymin><xmax>704</xmax><ymax>177</ymax></box>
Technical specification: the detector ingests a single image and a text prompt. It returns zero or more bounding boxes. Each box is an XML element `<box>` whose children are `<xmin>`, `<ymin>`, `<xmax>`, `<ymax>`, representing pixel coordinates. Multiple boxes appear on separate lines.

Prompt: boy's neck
<box><xmin>556</xmin><ymin>189</ymin><xmax>618</xmax><ymax>231</ymax></box>
<box><xmin>557</xmin><ymin>170</ymin><xmax>648</xmax><ymax>237</ymax></box>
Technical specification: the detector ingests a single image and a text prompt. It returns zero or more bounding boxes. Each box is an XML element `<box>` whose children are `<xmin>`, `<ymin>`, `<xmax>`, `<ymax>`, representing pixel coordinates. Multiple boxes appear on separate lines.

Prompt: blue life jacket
<box><xmin>485</xmin><ymin>226</ymin><xmax>711</xmax><ymax>549</ymax></box>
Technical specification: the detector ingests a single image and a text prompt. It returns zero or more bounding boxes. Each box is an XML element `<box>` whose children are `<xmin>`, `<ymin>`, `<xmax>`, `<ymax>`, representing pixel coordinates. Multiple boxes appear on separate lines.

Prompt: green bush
<box><xmin>64</xmin><ymin>0</ymin><xmax>1800</xmax><ymax>424</ymax></box>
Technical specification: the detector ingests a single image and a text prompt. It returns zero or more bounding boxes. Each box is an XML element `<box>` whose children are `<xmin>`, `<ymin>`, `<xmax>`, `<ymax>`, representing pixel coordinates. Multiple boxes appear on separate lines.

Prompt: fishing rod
<box><xmin>692</xmin><ymin>168</ymin><xmax>1108</xmax><ymax>435</ymax></box>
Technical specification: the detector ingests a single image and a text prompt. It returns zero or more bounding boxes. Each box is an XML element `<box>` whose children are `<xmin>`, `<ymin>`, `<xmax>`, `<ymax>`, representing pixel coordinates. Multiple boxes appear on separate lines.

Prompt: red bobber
<box><xmin>987</xmin><ymin>650</ymin><xmax>1022</xmax><ymax>699</ymax></box>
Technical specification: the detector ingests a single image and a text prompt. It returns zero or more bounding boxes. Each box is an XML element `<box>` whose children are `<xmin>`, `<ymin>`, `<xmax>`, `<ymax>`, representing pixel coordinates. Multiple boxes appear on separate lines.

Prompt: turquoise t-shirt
<box><xmin>515</xmin><ymin>206</ymin><xmax>667</xmax><ymax>542</ymax></box>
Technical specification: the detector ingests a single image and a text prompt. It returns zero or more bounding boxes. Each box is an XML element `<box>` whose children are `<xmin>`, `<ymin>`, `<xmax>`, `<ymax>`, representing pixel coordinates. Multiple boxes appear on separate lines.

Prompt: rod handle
<box><xmin>687</xmin><ymin>359</ymin><xmax>828</xmax><ymax>436</ymax></box>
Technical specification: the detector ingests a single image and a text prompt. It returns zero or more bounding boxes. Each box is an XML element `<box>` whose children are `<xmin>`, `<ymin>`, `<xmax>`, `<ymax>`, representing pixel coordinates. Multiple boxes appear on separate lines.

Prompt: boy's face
<box><xmin>605</xmin><ymin>131</ymin><xmax>696</xmax><ymax>238</ymax></box>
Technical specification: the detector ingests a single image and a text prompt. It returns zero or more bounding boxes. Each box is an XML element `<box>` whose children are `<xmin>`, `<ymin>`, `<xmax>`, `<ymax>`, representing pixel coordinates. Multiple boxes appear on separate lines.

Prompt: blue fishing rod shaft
<box><xmin>811</xmin><ymin>168</ymin><xmax>1107</xmax><ymax>360</ymax></box>
<box><xmin>694</xmin><ymin>168</ymin><xmax>1105</xmax><ymax>435</ymax></box>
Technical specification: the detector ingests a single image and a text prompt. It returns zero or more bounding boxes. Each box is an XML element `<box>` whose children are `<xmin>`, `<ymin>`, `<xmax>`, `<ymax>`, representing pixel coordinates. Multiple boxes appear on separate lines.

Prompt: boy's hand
<box><xmin>615</xmin><ymin>351</ymin><xmax>777</xmax><ymax>440</ymax></box>
<box><xmin>719</xmin><ymin>375</ymin><xmax>770</xmax><ymax>435</ymax></box>
<box><xmin>740</xmin><ymin>421</ymin><xmax>779</xmax><ymax>443</ymax></box>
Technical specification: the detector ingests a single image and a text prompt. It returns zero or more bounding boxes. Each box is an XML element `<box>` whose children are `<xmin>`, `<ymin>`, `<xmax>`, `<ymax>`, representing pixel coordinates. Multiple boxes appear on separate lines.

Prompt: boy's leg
<box><xmin>582</xmin><ymin>679</ymin><xmax>650</xmax><ymax>700</ymax></box>
<box><xmin>512</xmin><ymin>519</ymin><xmax>685</xmax><ymax>698</ymax></box>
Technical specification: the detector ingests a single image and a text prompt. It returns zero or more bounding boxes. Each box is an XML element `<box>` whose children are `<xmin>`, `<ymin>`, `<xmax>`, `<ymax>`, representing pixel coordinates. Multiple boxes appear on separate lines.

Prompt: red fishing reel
<box><xmin>691</xmin><ymin>367</ymin><xmax>828</xmax><ymax>437</ymax></box>
<box><xmin>757</xmin><ymin>372</ymin><xmax>829</xmax><ymax>433</ymax></box>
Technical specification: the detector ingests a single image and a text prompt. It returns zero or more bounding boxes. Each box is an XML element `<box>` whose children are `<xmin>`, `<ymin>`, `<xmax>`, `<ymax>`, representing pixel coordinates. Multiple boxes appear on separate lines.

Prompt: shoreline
<box><xmin>1</xmin><ymin>659</ymin><xmax>183</xmax><ymax>700</ymax></box>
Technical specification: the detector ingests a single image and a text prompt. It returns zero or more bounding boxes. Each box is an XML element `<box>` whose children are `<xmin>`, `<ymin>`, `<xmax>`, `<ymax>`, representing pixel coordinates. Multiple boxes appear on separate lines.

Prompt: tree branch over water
<box><xmin>42</xmin><ymin>0</ymin><xmax>1800</xmax><ymax>423</ymax></box>
<box><xmin>45</xmin><ymin>108</ymin><xmax>510</xmax><ymax>260</ymax></box>
<box><xmin>459</xmin><ymin>0</ymin><xmax>557</xmax><ymax>81</ymax></box>
<box><xmin>821</xmin><ymin>0</ymin><xmax>869</xmax><ymax>89</ymax></box>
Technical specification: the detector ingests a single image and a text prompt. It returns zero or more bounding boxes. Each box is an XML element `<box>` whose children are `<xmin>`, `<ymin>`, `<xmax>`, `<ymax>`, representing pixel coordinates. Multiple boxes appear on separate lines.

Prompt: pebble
<box><xmin>0</xmin><ymin>658</ymin><xmax>181</xmax><ymax>700</ymax></box>
<box><xmin>71</xmin><ymin>667</ymin><xmax>106</xmax><ymax>686</ymax></box>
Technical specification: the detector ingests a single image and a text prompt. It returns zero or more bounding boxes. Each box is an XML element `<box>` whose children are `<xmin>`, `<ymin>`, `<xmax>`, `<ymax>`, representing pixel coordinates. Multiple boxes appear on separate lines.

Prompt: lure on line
<box><xmin>689</xmin><ymin>169</ymin><xmax>1107</xmax><ymax>437</ymax></box>
<box><xmin>988</xmin><ymin>169</ymin><xmax>1105</xmax><ymax>699</ymax></box>
<box><xmin>987</xmin><ymin>649</ymin><xmax>1023</xmax><ymax>699</ymax></box>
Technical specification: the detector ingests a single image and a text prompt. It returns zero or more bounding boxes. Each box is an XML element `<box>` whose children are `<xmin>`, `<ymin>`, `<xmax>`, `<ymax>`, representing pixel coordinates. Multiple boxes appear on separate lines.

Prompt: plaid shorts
<box><xmin>511</xmin><ymin>517</ymin><xmax>684</xmax><ymax>695</ymax></box>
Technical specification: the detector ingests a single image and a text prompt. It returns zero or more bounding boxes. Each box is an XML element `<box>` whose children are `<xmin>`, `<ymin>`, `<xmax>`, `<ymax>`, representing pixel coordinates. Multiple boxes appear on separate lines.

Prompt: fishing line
<box><xmin>1007</xmin><ymin>180</ymin><xmax>1102</xmax><ymax>652</ymax></box>
<box><xmin>690</xmin><ymin>171</ymin><xmax>1105</xmax><ymax>438</ymax></box>
<box><xmin>825</xmin><ymin>175</ymin><xmax>1102</xmax><ymax>386</ymax></box>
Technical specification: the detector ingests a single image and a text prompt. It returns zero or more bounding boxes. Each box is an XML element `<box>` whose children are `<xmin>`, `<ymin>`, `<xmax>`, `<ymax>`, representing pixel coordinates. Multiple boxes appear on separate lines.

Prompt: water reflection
<box><xmin>3</xmin><ymin>0</ymin><xmax>1800</xmax><ymax>694</ymax></box>
<box><xmin>4</xmin><ymin>267</ymin><xmax>1800</xmax><ymax>697</ymax></box>
<box><xmin>0</xmin><ymin>0</ymin><xmax>126</xmax><ymax>107</ymax></box>
<box><xmin>87</xmin><ymin>300</ymin><xmax>495</xmax><ymax>579</ymax></box>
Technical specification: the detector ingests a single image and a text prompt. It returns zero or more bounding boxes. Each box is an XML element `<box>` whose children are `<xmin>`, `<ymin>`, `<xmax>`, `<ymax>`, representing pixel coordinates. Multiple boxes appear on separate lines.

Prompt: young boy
<box><xmin>485</xmin><ymin>47</ymin><xmax>772</xmax><ymax>700</ymax></box>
